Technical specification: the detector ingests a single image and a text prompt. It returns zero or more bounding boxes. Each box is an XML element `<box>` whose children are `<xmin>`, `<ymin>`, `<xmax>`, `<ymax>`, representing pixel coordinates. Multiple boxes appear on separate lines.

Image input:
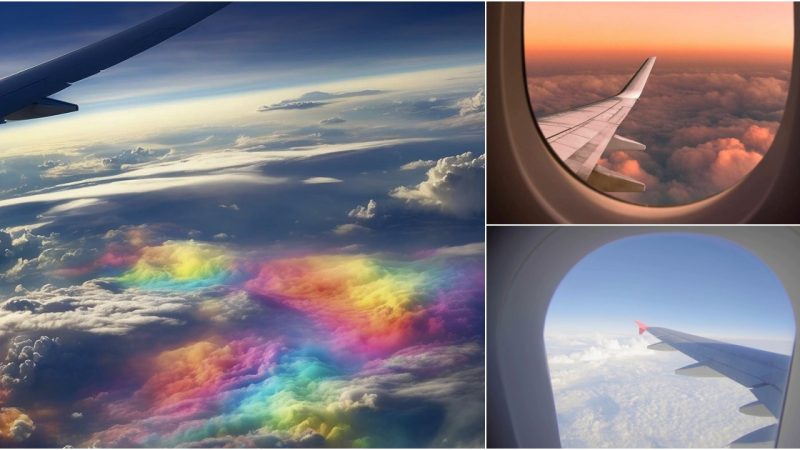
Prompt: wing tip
<box><xmin>635</xmin><ymin>320</ymin><xmax>648</xmax><ymax>335</ymax></box>
<box><xmin>617</xmin><ymin>57</ymin><xmax>657</xmax><ymax>99</ymax></box>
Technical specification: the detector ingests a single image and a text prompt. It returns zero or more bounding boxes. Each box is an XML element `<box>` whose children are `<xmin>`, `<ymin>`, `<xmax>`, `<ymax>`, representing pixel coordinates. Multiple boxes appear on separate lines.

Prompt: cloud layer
<box><xmin>545</xmin><ymin>333</ymin><xmax>779</xmax><ymax>447</ymax></box>
<box><xmin>528</xmin><ymin>65</ymin><xmax>790</xmax><ymax>205</ymax></box>
<box><xmin>0</xmin><ymin>222</ymin><xmax>484</xmax><ymax>447</ymax></box>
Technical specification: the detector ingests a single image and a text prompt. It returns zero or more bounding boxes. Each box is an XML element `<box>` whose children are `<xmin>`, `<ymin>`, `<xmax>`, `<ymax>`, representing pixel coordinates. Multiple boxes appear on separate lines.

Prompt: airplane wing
<box><xmin>0</xmin><ymin>2</ymin><xmax>228</xmax><ymax>124</ymax></box>
<box><xmin>537</xmin><ymin>57</ymin><xmax>656</xmax><ymax>192</ymax></box>
<box><xmin>636</xmin><ymin>320</ymin><xmax>791</xmax><ymax>448</ymax></box>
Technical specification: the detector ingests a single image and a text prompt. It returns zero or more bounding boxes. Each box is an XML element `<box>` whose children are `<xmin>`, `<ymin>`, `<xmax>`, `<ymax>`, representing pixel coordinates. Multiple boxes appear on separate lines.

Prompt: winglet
<box><xmin>617</xmin><ymin>57</ymin><xmax>656</xmax><ymax>99</ymax></box>
<box><xmin>635</xmin><ymin>320</ymin><xmax>649</xmax><ymax>335</ymax></box>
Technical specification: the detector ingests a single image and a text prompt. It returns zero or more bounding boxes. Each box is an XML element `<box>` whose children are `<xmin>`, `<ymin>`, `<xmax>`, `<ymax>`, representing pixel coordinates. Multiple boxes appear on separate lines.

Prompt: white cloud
<box><xmin>0</xmin><ymin>229</ymin><xmax>58</xmax><ymax>282</ymax></box>
<box><xmin>545</xmin><ymin>333</ymin><xmax>778</xmax><ymax>447</ymax></box>
<box><xmin>40</xmin><ymin>198</ymin><xmax>111</xmax><ymax>218</ymax></box>
<box><xmin>40</xmin><ymin>147</ymin><xmax>172</xmax><ymax>178</ymax></box>
<box><xmin>0</xmin><ymin>173</ymin><xmax>280</xmax><ymax>210</ymax></box>
<box><xmin>390</xmin><ymin>152</ymin><xmax>485</xmax><ymax>216</ymax></box>
<box><xmin>347</xmin><ymin>199</ymin><xmax>377</xmax><ymax>220</ymax></box>
<box><xmin>547</xmin><ymin>335</ymin><xmax>653</xmax><ymax>365</ymax></box>
<box><xmin>303</xmin><ymin>177</ymin><xmax>343</xmax><ymax>184</ymax></box>
<box><xmin>456</xmin><ymin>88</ymin><xmax>485</xmax><ymax>116</ymax></box>
<box><xmin>0</xmin><ymin>336</ymin><xmax>61</xmax><ymax>389</ymax></box>
<box><xmin>52</xmin><ymin>139</ymin><xmax>428</xmax><ymax>190</ymax></box>
<box><xmin>0</xmin><ymin>281</ymin><xmax>194</xmax><ymax>338</ymax></box>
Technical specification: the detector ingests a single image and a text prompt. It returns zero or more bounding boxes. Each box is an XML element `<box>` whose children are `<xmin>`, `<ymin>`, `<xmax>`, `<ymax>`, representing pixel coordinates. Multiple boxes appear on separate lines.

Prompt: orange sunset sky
<box><xmin>525</xmin><ymin>2</ymin><xmax>793</xmax><ymax>67</ymax></box>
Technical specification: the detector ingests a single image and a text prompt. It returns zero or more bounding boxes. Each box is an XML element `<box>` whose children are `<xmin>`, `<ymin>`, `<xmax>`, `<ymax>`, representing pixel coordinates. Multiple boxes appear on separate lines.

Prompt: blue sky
<box><xmin>546</xmin><ymin>233</ymin><xmax>796</xmax><ymax>342</ymax></box>
<box><xmin>0</xmin><ymin>1</ymin><xmax>485</xmax><ymax>281</ymax></box>
<box><xmin>0</xmin><ymin>3</ymin><xmax>483</xmax><ymax>109</ymax></box>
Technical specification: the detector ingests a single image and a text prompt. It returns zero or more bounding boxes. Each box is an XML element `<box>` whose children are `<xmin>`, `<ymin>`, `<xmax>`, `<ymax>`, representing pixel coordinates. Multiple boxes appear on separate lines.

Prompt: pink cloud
<box><xmin>528</xmin><ymin>66</ymin><xmax>787</xmax><ymax>205</ymax></box>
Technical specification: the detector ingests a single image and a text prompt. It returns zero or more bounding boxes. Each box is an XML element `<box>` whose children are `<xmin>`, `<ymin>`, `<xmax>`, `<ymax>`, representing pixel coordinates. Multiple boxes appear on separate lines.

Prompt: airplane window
<box><xmin>544</xmin><ymin>233</ymin><xmax>795</xmax><ymax>447</ymax></box>
<box><xmin>524</xmin><ymin>3</ymin><xmax>793</xmax><ymax>206</ymax></box>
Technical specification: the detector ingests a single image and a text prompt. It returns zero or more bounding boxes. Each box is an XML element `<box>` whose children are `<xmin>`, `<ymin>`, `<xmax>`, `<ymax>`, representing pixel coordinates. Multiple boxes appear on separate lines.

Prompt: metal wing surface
<box><xmin>637</xmin><ymin>320</ymin><xmax>791</xmax><ymax>447</ymax></box>
<box><xmin>0</xmin><ymin>3</ymin><xmax>228</xmax><ymax>123</ymax></box>
<box><xmin>537</xmin><ymin>57</ymin><xmax>656</xmax><ymax>192</ymax></box>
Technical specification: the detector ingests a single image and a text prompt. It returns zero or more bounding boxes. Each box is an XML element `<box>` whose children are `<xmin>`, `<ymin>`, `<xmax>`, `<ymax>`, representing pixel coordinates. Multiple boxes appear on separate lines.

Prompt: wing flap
<box><xmin>5</xmin><ymin>97</ymin><xmax>78</xmax><ymax>121</ymax></box>
<box><xmin>607</xmin><ymin>134</ymin><xmax>646</xmax><ymax>152</ymax></box>
<box><xmin>675</xmin><ymin>362</ymin><xmax>724</xmax><ymax>378</ymax></box>
<box><xmin>730</xmin><ymin>424</ymin><xmax>779</xmax><ymax>448</ymax></box>
<box><xmin>751</xmin><ymin>384</ymin><xmax>784</xmax><ymax>418</ymax></box>
<box><xmin>587</xmin><ymin>165</ymin><xmax>645</xmax><ymax>192</ymax></box>
<box><xmin>647</xmin><ymin>342</ymin><xmax>675</xmax><ymax>351</ymax></box>
<box><xmin>739</xmin><ymin>401</ymin><xmax>773</xmax><ymax>418</ymax></box>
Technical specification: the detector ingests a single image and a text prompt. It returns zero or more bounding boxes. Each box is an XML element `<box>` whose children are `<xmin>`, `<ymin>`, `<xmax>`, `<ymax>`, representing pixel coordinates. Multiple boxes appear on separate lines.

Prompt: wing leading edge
<box><xmin>538</xmin><ymin>57</ymin><xmax>656</xmax><ymax>192</ymax></box>
<box><xmin>0</xmin><ymin>2</ymin><xmax>228</xmax><ymax>124</ymax></box>
<box><xmin>637</xmin><ymin>321</ymin><xmax>791</xmax><ymax>448</ymax></box>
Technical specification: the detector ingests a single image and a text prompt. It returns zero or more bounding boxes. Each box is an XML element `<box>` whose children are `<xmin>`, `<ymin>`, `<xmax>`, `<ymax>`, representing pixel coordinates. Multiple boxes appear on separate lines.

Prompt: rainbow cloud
<box><xmin>117</xmin><ymin>240</ymin><xmax>237</xmax><ymax>290</ymax></box>
<box><xmin>47</xmin><ymin>233</ymin><xmax>484</xmax><ymax>447</ymax></box>
<box><xmin>245</xmin><ymin>254</ymin><xmax>483</xmax><ymax>356</ymax></box>
<box><xmin>89</xmin><ymin>341</ymin><xmax>481</xmax><ymax>448</ymax></box>
<box><xmin>89</xmin><ymin>341</ymin><xmax>351</xmax><ymax>447</ymax></box>
<box><xmin>88</xmin><ymin>238</ymin><xmax>482</xmax><ymax>358</ymax></box>
<box><xmin>90</xmin><ymin>336</ymin><xmax>283</xmax><ymax>446</ymax></box>
<box><xmin>0</xmin><ymin>407</ymin><xmax>34</xmax><ymax>443</ymax></box>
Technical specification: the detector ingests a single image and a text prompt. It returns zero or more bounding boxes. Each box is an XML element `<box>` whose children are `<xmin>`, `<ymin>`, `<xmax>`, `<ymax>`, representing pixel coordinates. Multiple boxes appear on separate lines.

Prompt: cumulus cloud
<box><xmin>0</xmin><ymin>336</ymin><xmax>61</xmax><ymax>389</ymax></box>
<box><xmin>597</xmin><ymin>151</ymin><xmax>660</xmax><ymax>192</ymax></box>
<box><xmin>456</xmin><ymin>88</ymin><xmax>485</xmax><ymax>116</ymax></box>
<box><xmin>390</xmin><ymin>152</ymin><xmax>485</xmax><ymax>216</ymax></box>
<box><xmin>547</xmin><ymin>334</ymin><xmax>653</xmax><ymax>365</ymax></box>
<box><xmin>528</xmin><ymin>67</ymin><xmax>790</xmax><ymax>205</ymax></box>
<box><xmin>0</xmin><ymin>228</ymin><xmax>59</xmax><ymax>283</ymax></box>
<box><xmin>594</xmin><ymin>123</ymin><xmax>775</xmax><ymax>204</ymax></box>
<box><xmin>347</xmin><ymin>199</ymin><xmax>377</xmax><ymax>220</ymax></box>
<box><xmin>669</xmin><ymin>136</ymin><xmax>764</xmax><ymax>191</ymax></box>
<box><xmin>0</xmin><ymin>407</ymin><xmax>34</xmax><ymax>442</ymax></box>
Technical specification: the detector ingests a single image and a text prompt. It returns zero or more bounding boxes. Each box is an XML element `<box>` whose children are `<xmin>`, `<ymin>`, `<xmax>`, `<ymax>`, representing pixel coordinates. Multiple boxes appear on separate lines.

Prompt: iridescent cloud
<box><xmin>117</xmin><ymin>241</ymin><xmax>237</xmax><ymax>290</ymax></box>
<box><xmin>39</xmin><ymin>231</ymin><xmax>483</xmax><ymax>447</ymax></box>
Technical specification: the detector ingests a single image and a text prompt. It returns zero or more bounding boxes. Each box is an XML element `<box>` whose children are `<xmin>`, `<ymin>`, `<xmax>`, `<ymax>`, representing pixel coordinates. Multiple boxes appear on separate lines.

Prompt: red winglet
<box><xmin>635</xmin><ymin>320</ymin><xmax>648</xmax><ymax>335</ymax></box>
